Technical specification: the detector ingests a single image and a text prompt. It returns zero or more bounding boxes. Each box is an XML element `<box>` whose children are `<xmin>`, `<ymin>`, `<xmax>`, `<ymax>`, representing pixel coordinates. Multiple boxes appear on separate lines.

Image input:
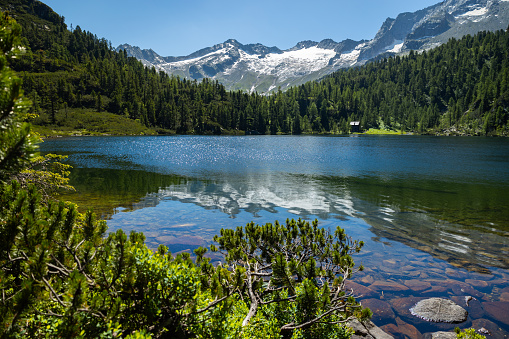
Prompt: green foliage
<box><xmin>455</xmin><ymin>327</ymin><xmax>486</xmax><ymax>338</ymax></box>
<box><xmin>118</xmin><ymin>243</ymin><xmax>203</xmax><ymax>337</ymax></box>
<box><xmin>125</xmin><ymin>330</ymin><xmax>153</xmax><ymax>339</ymax></box>
<box><xmin>0</xmin><ymin>180</ymin><xmax>208</xmax><ymax>338</ymax></box>
<box><xmin>0</xmin><ymin>11</ymin><xmax>38</xmax><ymax>183</ymax></box>
<box><xmin>0</xmin><ymin>11</ymin><xmax>75</xmax><ymax>202</ymax></box>
<box><xmin>189</xmin><ymin>289</ymin><xmax>354</xmax><ymax>339</ymax></box>
<box><xmin>13</xmin><ymin>153</ymin><xmax>74</xmax><ymax>200</ymax></box>
<box><xmin>211</xmin><ymin>218</ymin><xmax>365</xmax><ymax>337</ymax></box>
<box><xmin>0</xmin><ymin>180</ymin><xmax>101</xmax><ymax>336</ymax></box>
<box><xmin>253</xmin><ymin>289</ymin><xmax>354</xmax><ymax>339</ymax></box>
<box><xmin>189</xmin><ymin>293</ymin><xmax>244</xmax><ymax>339</ymax></box>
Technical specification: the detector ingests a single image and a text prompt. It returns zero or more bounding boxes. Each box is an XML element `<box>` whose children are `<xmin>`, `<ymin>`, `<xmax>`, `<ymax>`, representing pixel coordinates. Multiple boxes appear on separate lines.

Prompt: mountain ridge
<box><xmin>117</xmin><ymin>0</ymin><xmax>509</xmax><ymax>93</ymax></box>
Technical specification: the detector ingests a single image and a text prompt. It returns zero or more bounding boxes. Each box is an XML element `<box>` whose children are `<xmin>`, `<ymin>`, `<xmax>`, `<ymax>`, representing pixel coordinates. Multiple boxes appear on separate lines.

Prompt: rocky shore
<box><xmin>347</xmin><ymin>247</ymin><xmax>509</xmax><ymax>338</ymax></box>
<box><xmin>353</xmin><ymin>294</ymin><xmax>508</xmax><ymax>338</ymax></box>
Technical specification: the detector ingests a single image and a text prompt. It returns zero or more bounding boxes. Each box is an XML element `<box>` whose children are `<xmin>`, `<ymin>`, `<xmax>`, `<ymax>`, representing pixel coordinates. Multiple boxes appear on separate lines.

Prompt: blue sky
<box><xmin>43</xmin><ymin>0</ymin><xmax>440</xmax><ymax>57</ymax></box>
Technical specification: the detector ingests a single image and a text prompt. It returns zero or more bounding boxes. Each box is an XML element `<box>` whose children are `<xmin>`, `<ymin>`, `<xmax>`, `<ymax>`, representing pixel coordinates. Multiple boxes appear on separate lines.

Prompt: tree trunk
<box><xmin>242</xmin><ymin>299</ymin><xmax>258</xmax><ymax>327</ymax></box>
<box><xmin>242</xmin><ymin>268</ymin><xmax>258</xmax><ymax>327</ymax></box>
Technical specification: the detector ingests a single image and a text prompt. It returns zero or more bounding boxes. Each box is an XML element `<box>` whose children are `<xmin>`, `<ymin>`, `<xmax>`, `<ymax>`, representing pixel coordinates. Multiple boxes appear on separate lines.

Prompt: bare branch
<box><xmin>41</xmin><ymin>277</ymin><xmax>68</xmax><ymax>308</ymax></box>
<box><xmin>281</xmin><ymin>307</ymin><xmax>353</xmax><ymax>331</ymax></box>
<box><xmin>195</xmin><ymin>294</ymin><xmax>231</xmax><ymax>315</ymax></box>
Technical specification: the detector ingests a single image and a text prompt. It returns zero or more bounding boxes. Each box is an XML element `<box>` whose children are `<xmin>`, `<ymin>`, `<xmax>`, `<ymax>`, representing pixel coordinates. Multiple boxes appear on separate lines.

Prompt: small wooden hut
<box><xmin>350</xmin><ymin>121</ymin><xmax>360</xmax><ymax>133</ymax></box>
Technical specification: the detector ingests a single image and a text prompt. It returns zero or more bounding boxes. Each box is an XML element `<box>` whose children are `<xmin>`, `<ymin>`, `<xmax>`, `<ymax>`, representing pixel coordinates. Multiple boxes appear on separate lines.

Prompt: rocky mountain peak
<box><xmin>291</xmin><ymin>40</ymin><xmax>320</xmax><ymax>50</ymax></box>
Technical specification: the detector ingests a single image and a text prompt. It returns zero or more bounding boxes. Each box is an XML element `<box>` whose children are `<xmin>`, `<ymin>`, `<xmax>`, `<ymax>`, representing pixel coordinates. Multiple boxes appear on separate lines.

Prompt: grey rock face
<box><xmin>429</xmin><ymin>332</ymin><xmax>457</xmax><ymax>339</ymax></box>
<box><xmin>348</xmin><ymin>319</ymin><xmax>394</xmax><ymax>339</ymax></box>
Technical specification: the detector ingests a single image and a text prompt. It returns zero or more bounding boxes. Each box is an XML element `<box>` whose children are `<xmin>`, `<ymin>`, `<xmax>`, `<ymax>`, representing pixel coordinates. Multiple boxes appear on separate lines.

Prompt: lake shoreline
<box><xmin>40</xmin><ymin>135</ymin><xmax>509</xmax><ymax>338</ymax></box>
<box><xmin>37</xmin><ymin>131</ymin><xmax>509</xmax><ymax>141</ymax></box>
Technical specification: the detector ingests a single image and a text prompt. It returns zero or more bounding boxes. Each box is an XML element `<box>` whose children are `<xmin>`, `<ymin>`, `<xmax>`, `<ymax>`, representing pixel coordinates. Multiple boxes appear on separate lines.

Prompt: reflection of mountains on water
<box><xmin>66</xmin><ymin>168</ymin><xmax>509</xmax><ymax>272</ymax></box>
<box><xmin>133</xmin><ymin>174</ymin><xmax>354</xmax><ymax>221</ymax></box>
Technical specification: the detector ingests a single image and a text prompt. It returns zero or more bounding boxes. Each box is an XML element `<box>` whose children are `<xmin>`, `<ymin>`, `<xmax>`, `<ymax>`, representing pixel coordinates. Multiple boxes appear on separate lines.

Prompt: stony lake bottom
<box><xmin>40</xmin><ymin>135</ymin><xmax>509</xmax><ymax>338</ymax></box>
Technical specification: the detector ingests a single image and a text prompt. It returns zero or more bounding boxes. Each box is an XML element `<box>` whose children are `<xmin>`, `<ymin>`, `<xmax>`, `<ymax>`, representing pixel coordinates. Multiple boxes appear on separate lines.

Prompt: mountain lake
<box><xmin>40</xmin><ymin>135</ymin><xmax>509</xmax><ymax>338</ymax></box>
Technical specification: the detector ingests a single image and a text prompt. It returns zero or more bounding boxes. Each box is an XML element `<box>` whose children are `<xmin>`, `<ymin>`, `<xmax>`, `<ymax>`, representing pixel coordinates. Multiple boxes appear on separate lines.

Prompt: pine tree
<box><xmin>0</xmin><ymin>12</ymin><xmax>38</xmax><ymax>184</ymax></box>
<box><xmin>210</xmin><ymin>218</ymin><xmax>371</xmax><ymax>338</ymax></box>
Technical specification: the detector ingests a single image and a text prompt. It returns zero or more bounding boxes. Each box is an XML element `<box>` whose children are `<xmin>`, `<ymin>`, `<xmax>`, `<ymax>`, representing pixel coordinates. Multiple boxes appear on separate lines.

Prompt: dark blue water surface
<box><xmin>43</xmin><ymin>135</ymin><xmax>509</xmax><ymax>182</ymax></box>
<box><xmin>40</xmin><ymin>135</ymin><xmax>509</xmax><ymax>338</ymax></box>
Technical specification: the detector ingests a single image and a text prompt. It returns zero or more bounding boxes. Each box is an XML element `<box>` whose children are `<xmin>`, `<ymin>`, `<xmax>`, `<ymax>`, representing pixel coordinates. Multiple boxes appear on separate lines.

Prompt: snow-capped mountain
<box><xmin>118</xmin><ymin>0</ymin><xmax>509</xmax><ymax>93</ymax></box>
<box><xmin>117</xmin><ymin>38</ymin><xmax>363</xmax><ymax>93</ymax></box>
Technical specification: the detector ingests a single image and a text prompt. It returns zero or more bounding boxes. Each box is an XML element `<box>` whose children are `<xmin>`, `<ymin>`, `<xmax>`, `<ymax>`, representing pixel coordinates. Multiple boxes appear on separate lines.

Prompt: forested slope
<box><xmin>2</xmin><ymin>0</ymin><xmax>509</xmax><ymax>136</ymax></box>
<box><xmin>2</xmin><ymin>0</ymin><xmax>242</xmax><ymax>135</ymax></box>
<box><xmin>287</xmin><ymin>29</ymin><xmax>509</xmax><ymax>135</ymax></box>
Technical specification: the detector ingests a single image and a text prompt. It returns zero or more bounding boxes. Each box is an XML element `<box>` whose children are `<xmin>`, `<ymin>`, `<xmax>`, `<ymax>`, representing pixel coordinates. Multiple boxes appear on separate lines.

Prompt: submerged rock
<box><xmin>361</xmin><ymin>299</ymin><xmax>395</xmax><ymax>324</ymax></box>
<box><xmin>360</xmin><ymin>275</ymin><xmax>375</xmax><ymax>285</ymax></box>
<box><xmin>369</xmin><ymin>280</ymin><xmax>409</xmax><ymax>292</ymax></box>
<box><xmin>445</xmin><ymin>268</ymin><xmax>467</xmax><ymax>279</ymax></box>
<box><xmin>395</xmin><ymin>317</ymin><xmax>422</xmax><ymax>338</ymax></box>
<box><xmin>404</xmin><ymin>279</ymin><xmax>432</xmax><ymax>292</ymax></box>
<box><xmin>465</xmin><ymin>279</ymin><xmax>490</xmax><ymax>290</ymax></box>
<box><xmin>410</xmin><ymin>298</ymin><xmax>468</xmax><ymax>323</ymax></box>
<box><xmin>390</xmin><ymin>296</ymin><xmax>426</xmax><ymax>322</ymax></box>
<box><xmin>426</xmin><ymin>331</ymin><xmax>457</xmax><ymax>339</ymax></box>
<box><xmin>345</xmin><ymin>280</ymin><xmax>377</xmax><ymax>298</ymax></box>
<box><xmin>482</xmin><ymin>301</ymin><xmax>509</xmax><ymax>325</ymax></box>
<box><xmin>472</xmin><ymin>318</ymin><xmax>505</xmax><ymax>338</ymax></box>
<box><xmin>501</xmin><ymin>292</ymin><xmax>509</xmax><ymax>302</ymax></box>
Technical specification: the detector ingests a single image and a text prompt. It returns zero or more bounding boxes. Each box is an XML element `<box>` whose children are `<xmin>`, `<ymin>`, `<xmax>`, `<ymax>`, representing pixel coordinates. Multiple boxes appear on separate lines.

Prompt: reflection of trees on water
<box><xmin>65</xmin><ymin>167</ymin><xmax>509</xmax><ymax>271</ymax></box>
<box><xmin>62</xmin><ymin>168</ymin><xmax>189</xmax><ymax>218</ymax></box>
<box><xmin>325</xmin><ymin>175</ymin><xmax>509</xmax><ymax>272</ymax></box>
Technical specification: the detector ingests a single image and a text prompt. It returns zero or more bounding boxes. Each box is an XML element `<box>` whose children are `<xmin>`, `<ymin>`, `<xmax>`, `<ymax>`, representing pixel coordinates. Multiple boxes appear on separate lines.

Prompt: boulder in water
<box><xmin>409</xmin><ymin>298</ymin><xmax>467</xmax><ymax>323</ymax></box>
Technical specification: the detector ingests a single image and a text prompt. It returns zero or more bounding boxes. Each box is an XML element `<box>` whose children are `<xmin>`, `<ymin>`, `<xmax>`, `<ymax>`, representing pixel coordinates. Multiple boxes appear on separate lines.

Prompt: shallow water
<box><xmin>41</xmin><ymin>135</ymin><xmax>509</xmax><ymax>338</ymax></box>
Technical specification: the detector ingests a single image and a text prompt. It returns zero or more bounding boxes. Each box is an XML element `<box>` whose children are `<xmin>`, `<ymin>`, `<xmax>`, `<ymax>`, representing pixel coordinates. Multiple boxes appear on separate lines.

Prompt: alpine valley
<box><xmin>118</xmin><ymin>0</ymin><xmax>509</xmax><ymax>93</ymax></box>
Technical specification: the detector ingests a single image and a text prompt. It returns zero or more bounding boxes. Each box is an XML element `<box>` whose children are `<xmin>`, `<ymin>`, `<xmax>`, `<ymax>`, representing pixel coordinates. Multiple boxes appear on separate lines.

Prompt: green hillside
<box><xmin>2</xmin><ymin>0</ymin><xmax>509</xmax><ymax>136</ymax></box>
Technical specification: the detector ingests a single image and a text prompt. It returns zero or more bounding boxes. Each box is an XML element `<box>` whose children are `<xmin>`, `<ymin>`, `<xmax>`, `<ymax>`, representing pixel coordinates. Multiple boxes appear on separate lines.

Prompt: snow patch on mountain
<box><xmin>334</xmin><ymin>49</ymin><xmax>361</xmax><ymax>67</ymax></box>
<box><xmin>459</xmin><ymin>7</ymin><xmax>489</xmax><ymax>16</ymax></box>
<box><xmin>382</xmin><ymin>40</ymin><xmax>405</xmax><ymax>54</ymax></box>
<box><xmin>163</xmin><ymin>48</ymin><xmax>230</xmax><ymax>70</ymax></box>
<box><xmin>241</xmin><ymin>46</ymin><xmax>336</xmax><ymax>78</ymax></box>
<box><xmin>387</xmin><ymin>41</ymin><xmax>405</xmax><ymax>53</ymax></box>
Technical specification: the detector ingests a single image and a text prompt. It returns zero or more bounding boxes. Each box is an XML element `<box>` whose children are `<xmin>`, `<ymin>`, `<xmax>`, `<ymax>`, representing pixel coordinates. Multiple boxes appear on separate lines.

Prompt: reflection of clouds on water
<box><xmin>438</xmin><ymin>242</ymin><xmax>469</xmax><ymax>254</ymax></box>
<box><xmin>437</xmin><ymin>231</ymin><xmax>473</xmax><ymax>255</ymax></box>
<box><xmin>129</xmin><ymin>173</ymin><xmax>355</xmax><ymax>221</ymax></box>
